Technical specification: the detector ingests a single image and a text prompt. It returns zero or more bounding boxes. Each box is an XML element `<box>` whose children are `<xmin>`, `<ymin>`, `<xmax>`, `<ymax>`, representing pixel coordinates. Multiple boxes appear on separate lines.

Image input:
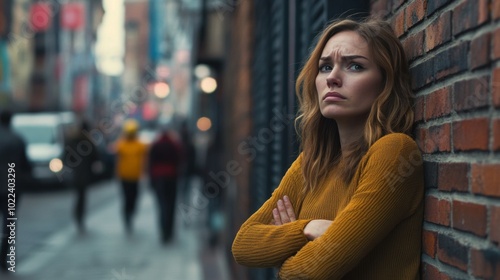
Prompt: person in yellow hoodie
<box><xmin>115</xmin><ymin>119</ymin><xmax>148</xmax><ymax>234</ymax></box>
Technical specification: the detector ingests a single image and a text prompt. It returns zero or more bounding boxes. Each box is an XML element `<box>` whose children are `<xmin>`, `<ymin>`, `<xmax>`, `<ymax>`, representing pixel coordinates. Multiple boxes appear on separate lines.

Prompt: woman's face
<box><xmin>315</xmin><ymin>31</ymin><xmax>383</xmax><ymax>122</ymax></box>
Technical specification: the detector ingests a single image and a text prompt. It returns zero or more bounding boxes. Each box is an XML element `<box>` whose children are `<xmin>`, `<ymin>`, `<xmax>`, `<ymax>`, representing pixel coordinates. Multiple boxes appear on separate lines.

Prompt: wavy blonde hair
<box><xmin>295</xmin><ymin>18</ymin><xmax>414</xmax><ymax>191</ymax></box>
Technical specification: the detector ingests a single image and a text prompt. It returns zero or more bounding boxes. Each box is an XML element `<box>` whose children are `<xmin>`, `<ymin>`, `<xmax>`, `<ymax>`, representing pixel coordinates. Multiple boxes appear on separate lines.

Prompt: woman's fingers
<box><xmin>277</xmin><ymin>199</ymin><xmax>290</xmax><ymax>223</ymax></box>
<box><xmin>272</xmin><ymin>195</ymin><xmax>296</xmax><ymax>225</ymax></box>
<box><xmin>272</xmin><ymin>208</ymin><xmax>281</xmax><ymax>225</ymax></box>
<box><xmin>283</xmin><ymin>195</ymin><xmax>296</xmax><ymax>222</ymax></box>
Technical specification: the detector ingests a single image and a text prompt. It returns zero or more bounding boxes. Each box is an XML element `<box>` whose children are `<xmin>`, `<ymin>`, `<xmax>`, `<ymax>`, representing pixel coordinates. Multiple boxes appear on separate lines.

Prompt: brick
<box><xmin>434</xmin><ymin>42</ymin><xmax>468</xmax><ymax>81</ymax></box>
<box><xmin>452</xmin><ymin>0</ymin><xmax>489</xmax><ymax>36</ymax></box>
<box><xmin>494</xmin><ymin>28</ymin><xmax>500</xmax><ymax>60</ymax></box>
<box><xmin>411</xmin><ymin>59</ymin><xmax>434</xmax><ymax>90</ymax></box>
<box><xmin>437</xmin><ymin>234</ymin><xmax>468</xmax><ymax>271</ymax></box>
<box><xmin>471</xmin><ymin>248</ymin><xmax>500</xmax><ymax>279</ymax></box>
<box><xmin>493</xmin><ymin>68</ymin><xmax>500</xmax><ymax>107</ymax></box>
<box><xmin>425</xmin><ymin>196</ymin><xmax>451</xmax><ymax>225</ymax></box>
<box><xmin>426</xmin><ymin>86</ymin><xmax>451</xmax><ymax>120</ymax></box>
<box><xmin>406</xmin><ymin>0</ymin><xmax>427</xmax><ymax>29</ymax></box>
<box><xmin>453</xmin><ymin>76</ymin><xmax>490</xmax><ymax>112</ymax></box>
<box><xmin>491</xmin><ymin>206</ymin><xmax>500</xmax><ymax>245</ymax></box>
<box><xmin>438</xmin><ymin>162</ymin><xmax>469</xmax><ymax>192</ymax></box>
<box><xmin>494</xmin><ymin>119</ymin><xmax>500</xmax><ymax>151</ymax></box>
<box><xmin>425</xmin><ymin>11</ymin><xmax>451</xmax><ymax>52</ymax></box>
<box><xmin>422</xmin><ymin>263</ymin><xmax>440</xmax><ymax>280</ymax></box>
<box><xmin>471</xmin><ymin>164</ymin><xmax>500</xmax><ymax>197</ymax></box>
<box><xmin>416</xmin><ymin>127</ymin><xmax>427</xmax><ymax>153</ymax></box>
<box><xmin>392</xmin><ymin>9</ymin><xmax>405</xmax><ymax>38</ymax></box>
<box><xmin>423</xmin><ymin>161</ymin><xmax>438</xmax><ymax>189</ymax></box>
<box><xmin>494</xmin><ymin>0</ymin><xmax>500</xmax><ymax>20</ymax></box>
<box><xmin>422</xmin><ymin>230</ymin><xmax>437</xmax><ymax>258</ymax></box>
<box><xmin>414</xmin><ymin>95</ymin><xmax>424</xmax><ymax>122</ymax></box>
<box><xmin>452</xmin><ymin>200</ymin><xmax>487</xmax><ymax>236</ymax></box>
<box><xmin>471</xmin><ymin>33</ymin><xmax>491</xmax><ymax>70</ymax></box>
<box><xmin>404</xmin><ymin>30</ymin><xmax>425</xmax><ymax>61</ymax></box>
<box><xmin>426</xmin><ymin>0</ymin><xmax>452</xmax><ymax>16</ymax></box>
<box><xmin>426</xmin><ymin>123</ymin><xmax>451</xmax><ymax>153</ymax></box>
<box><xmin>422</xmin><ymin>263</ymin><xmax>454</xmax><ymax>280</ymax></box>
<box><xmin>453</xmin><ymin>118</ymin><xmax>489</xmax><ymax>151</ymax></box>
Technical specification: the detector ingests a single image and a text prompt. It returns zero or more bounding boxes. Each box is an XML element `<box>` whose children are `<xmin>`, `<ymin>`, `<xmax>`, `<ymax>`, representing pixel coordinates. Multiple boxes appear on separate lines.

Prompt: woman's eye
<box><xmin>319</xmin><ymin>64</ymin><xmax>332</xmax><ymax>72</ymax></box>
<box><xmin>348</xmin><ymin>63</ymin><xmax>364</xmax><ymax>71</ymax></box>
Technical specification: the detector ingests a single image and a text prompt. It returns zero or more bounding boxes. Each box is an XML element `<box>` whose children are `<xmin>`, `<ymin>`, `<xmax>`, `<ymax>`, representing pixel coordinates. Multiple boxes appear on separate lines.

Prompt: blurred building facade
<box><xmin>0</xmin><ymin>0</ymin><xmax>104</xmax><ymax>114</ymax></box>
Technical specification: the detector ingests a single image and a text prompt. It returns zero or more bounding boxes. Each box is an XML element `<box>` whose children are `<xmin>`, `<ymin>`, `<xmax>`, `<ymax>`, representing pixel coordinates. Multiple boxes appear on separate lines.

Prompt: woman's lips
<box><xmin>323</xmin><ymin>92</ymin><xmax>346</xmax><ymax>101</ymax></box>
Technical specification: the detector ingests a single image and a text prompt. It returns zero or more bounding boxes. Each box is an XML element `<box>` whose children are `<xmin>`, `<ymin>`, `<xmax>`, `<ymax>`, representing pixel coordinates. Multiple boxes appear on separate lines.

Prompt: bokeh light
<box><xmin>197</xmin><ymin>117</ymin><xmax>212</xmax><ymax>131</ymax></box>
<box><xmin>154</xmin><ymin>82</ymin><xmax>170</xmax><ymax>98</ymax></box>
<box><xmin>200</xmin><ymin>77</ymin><xmax>217</xmax><ymax>94</ymax></box>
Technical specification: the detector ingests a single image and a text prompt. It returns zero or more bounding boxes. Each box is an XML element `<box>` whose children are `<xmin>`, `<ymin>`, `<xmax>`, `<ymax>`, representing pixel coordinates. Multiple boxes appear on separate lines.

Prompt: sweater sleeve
<box><xmin>279</xmin><ymin>134</ymin><xmax>424</xmax><ymax>279</ymax></box>
<box><xmin>232</xmin><ymin>154</ymin><xmax>312</xmax><ymax>267</ymax></box>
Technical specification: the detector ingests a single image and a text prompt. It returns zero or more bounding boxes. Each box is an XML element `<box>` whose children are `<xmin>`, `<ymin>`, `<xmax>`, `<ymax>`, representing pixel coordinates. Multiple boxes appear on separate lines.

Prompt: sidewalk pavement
<box><xmin>2</xmin><ymin>178</ymin><xmax>231</xmax><ymax>280</ymax></box>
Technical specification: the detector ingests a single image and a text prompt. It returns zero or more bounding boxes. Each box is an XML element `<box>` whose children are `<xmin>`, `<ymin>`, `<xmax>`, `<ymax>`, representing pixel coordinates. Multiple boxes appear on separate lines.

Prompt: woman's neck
<box><xmin>336</xmin><ymin>120</ymin><xmax>365</xmax><ymax>153</ymax></box>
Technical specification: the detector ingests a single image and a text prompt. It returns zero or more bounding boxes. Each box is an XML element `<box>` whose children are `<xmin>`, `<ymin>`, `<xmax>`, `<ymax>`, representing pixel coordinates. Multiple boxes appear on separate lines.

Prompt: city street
<box><xmin>1</xmin><ymin>178</ymin><xmax>230</xmax><ymax>280</ymax></box>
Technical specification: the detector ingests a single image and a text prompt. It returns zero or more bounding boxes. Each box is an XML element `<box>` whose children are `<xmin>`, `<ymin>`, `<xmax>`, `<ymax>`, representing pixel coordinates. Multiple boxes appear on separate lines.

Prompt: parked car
<box><xmin>11</xmin><ymin>112</ymin><xmax>72</xmax><ymax>189</ymax></box>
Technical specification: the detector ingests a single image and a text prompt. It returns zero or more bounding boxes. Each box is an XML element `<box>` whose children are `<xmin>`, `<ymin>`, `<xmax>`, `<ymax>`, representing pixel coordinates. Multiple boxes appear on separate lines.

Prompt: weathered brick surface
<box><xmin>425</xmin><ymin>11</ymin><xmax>451</xmax><ymax>52</ymax></box>
<box><xmin>426</xmin><ymin>0</ymin><xmax>452</xmax><ymax>16</ymax></box>
<box><xmin>422</xmin><ymin>230</ymin><xmax>438</xmax><ymax>258</ymax></box>
<box><xmin>470</xmin><ymin>248</ymin><xmax>500</xmax><ymax>279</ymax></box>
<box><xmin>437</xmin><ymin>162</ymin><xmax>469</xmax><ymax>192</ymax></box>
<box><xmin>437</xmin><ymin>234</ymin><xmax>468</xmax><ymax>271</ymax></box>
<box><xmin>425</xmin><ymin>196</ymin><xmax>451</xmax><ymax>225</ymax></box>
<box><xmin>425</xmin><ymin>86</ymin><xmax>451</xmax><ymax>120</ymax></box>
<box><xmin>471</xmin><ymin>164</ymin><xmax>500</xmax><ymax>197</ymax></box>
<box><xmin>453</xmin><ymin>118</ymin><xmax>489</xmax><ymax>151</ymax></box>
<box><xmin>470</xmin><ymin>33</ymin><xmax>491</xmax><ymax>70</ymax></box>
<box><xmin>373</xmin><ymin>0</ymin><xmax>500</xmax><ymax>278</ymax></box>
<box><xmin>453</xmin><ymin>76</ymin><xmax>490</xmax><ymax>112</ymax></box>
<box><xmin>493</xmin><ymin>67</ymin><xmax>500</xmax><ymax>107</ymax></box>
<box><xmin>452</xmin><ymin>200</ymin><xmax>487</xmax><ymax>236</ymax></box>
<box><xmin>452</xmin><ymin>0</ymin><xmax>489</xmax><ymax>36</ymax></box>
<box><xmin>406</xmin><ymin>0</ymin><xmax>426</xmax><ymax>29</ymax></box>
<box><xmin>491</xmin><ymin>206</ymin><xmax>500</xmax><ymax>245</ymax></box>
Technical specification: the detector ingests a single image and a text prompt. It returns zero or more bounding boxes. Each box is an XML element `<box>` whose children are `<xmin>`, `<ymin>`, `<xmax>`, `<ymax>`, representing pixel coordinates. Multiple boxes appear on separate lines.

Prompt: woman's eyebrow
<box><xmin>319</xmin><ymin>55</ymin><xmax>369</xmax><ymax>62</ymax></box>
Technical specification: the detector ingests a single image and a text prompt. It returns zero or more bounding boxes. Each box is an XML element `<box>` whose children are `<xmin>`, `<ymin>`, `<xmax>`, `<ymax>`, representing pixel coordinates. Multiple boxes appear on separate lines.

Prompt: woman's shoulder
<box><xmin>367</xmin><ymin>133</ymin><xmax>420</xmax><ymax>157</ymax></box>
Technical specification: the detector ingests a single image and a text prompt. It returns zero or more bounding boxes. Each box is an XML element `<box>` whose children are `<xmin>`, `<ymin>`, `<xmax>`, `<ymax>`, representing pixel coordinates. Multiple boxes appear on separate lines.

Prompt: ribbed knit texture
<box><xmin>232</xmin><ymin>133</ymin><xmax>424</xmax><ymax>279</ymax></box>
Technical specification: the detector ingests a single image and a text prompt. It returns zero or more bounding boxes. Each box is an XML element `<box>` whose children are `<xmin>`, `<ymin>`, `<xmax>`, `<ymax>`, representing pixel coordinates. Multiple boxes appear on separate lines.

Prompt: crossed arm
<box><xmin>271</xmin><ymin>195</ymin><xmax>332</xmax><ymax>241</ymax></box>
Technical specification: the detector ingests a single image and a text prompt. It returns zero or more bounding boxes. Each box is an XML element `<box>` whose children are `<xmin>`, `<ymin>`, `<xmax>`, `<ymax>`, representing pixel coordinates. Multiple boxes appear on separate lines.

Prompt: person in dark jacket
<box><xmin>64</xmin><ymin>120</ymin><xmax>100</xmax><ymax>233</ymax></box>
<box><xmin>0</xmin><ymin>110</ymin><xmax>32</xmax><ymax>272</ymax></box>
<box><xmin>148</xmin><ymin>127</ymin><xmax>183</xmax><ymax>243</ymax></box>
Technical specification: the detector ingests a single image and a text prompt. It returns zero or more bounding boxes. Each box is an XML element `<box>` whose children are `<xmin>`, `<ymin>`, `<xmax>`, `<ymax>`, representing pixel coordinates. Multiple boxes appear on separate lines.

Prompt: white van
<box><xmin>12</xmin><ymin>112</ymin><xmax>75</xmax><ymax>188</ymax></box>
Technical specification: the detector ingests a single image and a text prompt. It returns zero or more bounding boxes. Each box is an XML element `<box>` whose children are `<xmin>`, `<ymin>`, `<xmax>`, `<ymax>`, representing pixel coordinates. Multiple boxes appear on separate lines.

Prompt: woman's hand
<box><xmin>303</xmin><ymin>220</ymin><xmax>333</xmax><ymax>240</ymax></box>
<box><xmin>272</xmin><ymin>195</ymin><xmax>296</xmax><ymax>225</ymax></box>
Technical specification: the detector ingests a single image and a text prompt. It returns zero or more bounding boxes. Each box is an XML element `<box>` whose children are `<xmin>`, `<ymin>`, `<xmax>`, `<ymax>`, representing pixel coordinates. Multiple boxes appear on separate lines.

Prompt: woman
<box><xmin>232</xmin><ymin>18</ymin><xmax>424</xmax><ymax>279</ymax></box>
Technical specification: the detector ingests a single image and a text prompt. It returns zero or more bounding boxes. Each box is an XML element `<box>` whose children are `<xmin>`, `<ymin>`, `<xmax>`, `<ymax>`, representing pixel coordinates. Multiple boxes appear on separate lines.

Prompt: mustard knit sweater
<box><xmin>232</xmin><ymin>133</ymin><xmax>424</xmax><ymax>280</ymax></box>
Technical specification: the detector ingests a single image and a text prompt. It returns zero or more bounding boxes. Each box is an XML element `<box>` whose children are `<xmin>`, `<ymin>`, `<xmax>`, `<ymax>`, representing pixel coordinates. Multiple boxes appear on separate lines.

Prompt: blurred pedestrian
<box><xmin>114</xmin><ymin>119</ymin><xmax>148</xmax><ymax>234</ymax></box>
<box><xmin>148</xmin><ymin>126</ymin><xmax>183</xmax><ymax>243</ymax></box>
<box><xmin>64</xmin><ymin>119</ymin><xmax>100</xmax><ymax>233</ymax></box>
<box><xmin>0</xmin><ymin>110</ymin><xmax>32</xmax><ymax>272</ymax></box>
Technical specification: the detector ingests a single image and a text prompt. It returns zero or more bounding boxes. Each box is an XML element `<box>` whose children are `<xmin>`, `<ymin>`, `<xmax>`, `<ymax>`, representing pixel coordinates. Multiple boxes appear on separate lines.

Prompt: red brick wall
<box><xmin>371</xmin><ymin>0</ymin><xmax>500</xmax><ymax>278</ymax></box>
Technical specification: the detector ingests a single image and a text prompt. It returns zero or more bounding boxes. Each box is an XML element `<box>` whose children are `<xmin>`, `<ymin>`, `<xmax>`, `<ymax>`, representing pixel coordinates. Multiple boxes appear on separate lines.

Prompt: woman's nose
<box><xmin>326</xmin><ymin>67</ymin><xmax>342</xmax><ymax>88</ymax></box>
